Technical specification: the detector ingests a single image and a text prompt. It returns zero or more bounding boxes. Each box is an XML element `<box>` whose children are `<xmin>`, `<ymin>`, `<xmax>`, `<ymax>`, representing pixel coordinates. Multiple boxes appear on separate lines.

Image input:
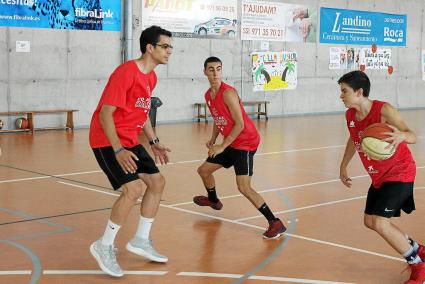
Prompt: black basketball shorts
<box><xmin>365</xmin><ymin>182</ymin><xmax>415</xmax><ymax>218</ymax></box>
<box><xmin>92</xmin><ymin>144</ymin><xmax>159</xmax><ymax>190</ymax></box>
<box><xmin>206</xmin><ymin>146</ymin><xmax>256</xmax><ymax>176</ymax></box>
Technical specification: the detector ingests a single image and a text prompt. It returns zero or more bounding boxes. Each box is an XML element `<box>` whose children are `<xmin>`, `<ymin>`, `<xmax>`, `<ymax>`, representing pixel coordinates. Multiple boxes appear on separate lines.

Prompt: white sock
<box><xmin>135</xmin><ymin>216</ymin><xmax>154</xmax><ymax>240</ymax></box>
<box><xmin>404</xmin><ymin>246</ymin><xmax>422</xmax><ymax>264</ymax></box>
<box><xmin>101</xmin><ymin>219</ymin><xmax>121</xmax><ymax>246</ymax></box>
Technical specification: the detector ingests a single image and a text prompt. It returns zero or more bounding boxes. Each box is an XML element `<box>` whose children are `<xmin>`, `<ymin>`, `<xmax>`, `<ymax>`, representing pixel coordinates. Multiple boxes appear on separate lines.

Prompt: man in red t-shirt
<box><xmin>193</xmin><ymin>57</ymin><xmax>286</xmax><ymax>239</ymax></box>
<box><xmin>89</xmin><ymin>26</ymin><xmax>173</xmax><ymax>277</ymax></box>
<box><xmin>338</xmin><ymin>71</ymin><xmax>424</xmax><ymax>283</ymax></box>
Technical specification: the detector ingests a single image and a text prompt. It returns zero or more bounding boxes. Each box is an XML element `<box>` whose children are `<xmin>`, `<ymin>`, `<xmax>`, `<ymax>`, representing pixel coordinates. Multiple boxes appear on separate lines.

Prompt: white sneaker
<box><xmin>90</xmin><ymin>239</ymin><xmax>124</xmax><ymax>277</ymax></box>
<box><xmin>126</xmin><ymin>237</ymin><xmax>168</xmax><ymax>263</ymax></box>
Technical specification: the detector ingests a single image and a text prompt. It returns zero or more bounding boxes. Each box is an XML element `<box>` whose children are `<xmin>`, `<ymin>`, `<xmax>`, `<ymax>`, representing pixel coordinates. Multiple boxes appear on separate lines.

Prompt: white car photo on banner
<box><xmin>142</xmin><ymin>0</ymin><xmax>238</xmax><ymax>38</ymax></box>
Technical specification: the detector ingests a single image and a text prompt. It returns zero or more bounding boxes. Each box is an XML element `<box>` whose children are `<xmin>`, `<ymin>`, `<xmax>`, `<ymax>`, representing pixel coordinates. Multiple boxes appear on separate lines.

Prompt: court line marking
<box><xmin>0</xmin><ymin>270</ymin><xmax>31</xmax><ymax>275</ymax></box>
<box><xmin>1</xmin><ymin>141</ymin><xmax>424</xmax><ymax>185</ymax></box>
<box><xmin>168</xmin><ymin>165</ymin><xmax>425</xmax><ymax>207</ymax></box>
<box><xmin>168</xmin><ymin>174</ymin><xmax>369</xmax><ymax>207</ymax></box>
<box><xmin>58</xmin><ymin>181</ymin><xmax>405</xmax><ymax>263</ymax></box>
<box><xmin>0</xmin><ymin>144</ymin><xmax>346</xmax><ymax>184</ymax></box>
<box><xmin>235</xmin><ymin>195</ymin><xmax>367</xmax><ymax>222</ymax></box>
<box><xmin>0</xmin><ymin>269</ymin><xmax>352</xmax><ymax>283</ymax></box>
<box><xmin>0</xmin><ymin>240</ymin><xmax>41</xmax><ymax>284</ymax></box>
<box><xmin>236</xmin><ymin>186</ymin><xmax>425</xmax><ymax>222</ymax></box>
<box><xmin>178</xmin><ymin>272</ymin><xmax>354</xmax><ymax>284</ymax></box>
<box><xmin>0</xmin><ymin>170</ymin><xmax>102</xmax><ymax>184</ymax></box>
<box><xmin>43</xmin><ymin>270</ymin><xmax>168</xmax><ymax>275</ymax></box>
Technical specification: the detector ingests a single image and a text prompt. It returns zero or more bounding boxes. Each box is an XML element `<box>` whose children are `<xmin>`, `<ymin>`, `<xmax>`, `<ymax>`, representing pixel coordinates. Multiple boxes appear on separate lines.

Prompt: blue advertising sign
<box><xmin>320</xmin><ymin>7</ymin><xmax>406</xmax><ymax>46</ymax></box>
<box><xmin>0</xmin><ymin>0</ymin><xmax>121</xmax><ymax>31</ymax></box>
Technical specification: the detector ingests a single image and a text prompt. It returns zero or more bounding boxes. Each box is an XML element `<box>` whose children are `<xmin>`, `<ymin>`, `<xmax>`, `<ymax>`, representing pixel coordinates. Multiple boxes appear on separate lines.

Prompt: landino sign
<box><xmin>320</xmin><ymin>7</ymin><xmax>406</xmax><ymax>46</ymax></box>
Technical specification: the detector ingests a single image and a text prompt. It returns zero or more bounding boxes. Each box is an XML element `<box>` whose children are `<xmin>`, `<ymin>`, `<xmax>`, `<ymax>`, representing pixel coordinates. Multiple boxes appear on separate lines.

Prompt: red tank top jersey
<box><xmin>89</xmin><ymin>60</ymin><xmax>157</xmax><ymax>148</ymax></box>
<box><xmin>205</xmin><ymin>82</ymin><xmax>260</xmax><ymax>151</ymax></box>
<box><xmin>346</xmin><ymin>100</ymin><xmax>416</xmax><ymax>188</ymax></box>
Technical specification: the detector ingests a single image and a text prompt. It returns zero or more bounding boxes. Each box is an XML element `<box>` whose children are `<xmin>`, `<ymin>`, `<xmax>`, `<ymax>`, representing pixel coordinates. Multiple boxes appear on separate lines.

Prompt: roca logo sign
<box><xmin>383</xmin><ymin>27</ymin><xmax>404</xmax><ymax>43</ymax></box>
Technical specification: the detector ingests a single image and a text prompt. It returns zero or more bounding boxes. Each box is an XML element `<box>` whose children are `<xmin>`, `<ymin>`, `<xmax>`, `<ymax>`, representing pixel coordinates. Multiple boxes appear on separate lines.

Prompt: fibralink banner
<box><xmin>320</xmin><ymin>7</ymin><xmax>406</xmax><ymax>46</ymax></box>
<box><xmin>0</xmin><ymin>0</ymin><xmax>121</xmax><ymax>31</ymax></box>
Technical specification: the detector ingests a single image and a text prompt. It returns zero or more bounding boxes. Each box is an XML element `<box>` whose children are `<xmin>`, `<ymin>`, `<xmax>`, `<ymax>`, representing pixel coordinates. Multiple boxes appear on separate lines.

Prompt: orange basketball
<box><xmin>361</xmin><ymin>123</ymin><xmax>395</xmax><ymax>160</ymax></box>
<box><xmin>15</xmin><ymin>117</ymin><xmax>28</xmax><ymax>129</ymax></box>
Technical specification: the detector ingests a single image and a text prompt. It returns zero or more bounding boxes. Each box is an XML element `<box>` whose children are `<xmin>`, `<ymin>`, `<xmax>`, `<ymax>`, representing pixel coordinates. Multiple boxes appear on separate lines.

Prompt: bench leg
<box><xmin>197</xmin><ymin>105</ymin><xmax>201</xmax><ymax>122</ymax></box>
<box><xmin>257</xmin><ymin>104</ymin><xmax>261</xmax><ymax>120</ymax></box>
<box><xmin>265</xmin><ymin>103</ymin><xmax>268</xmax><ymax>121</ymax></box>
<box><xmin>204</xmin><ymin>105</ymin><xmax>208</xmax><ymax>123</ymax></box>
<box><xmin>26</xmin><ymin>113</ymin><xmax>34</xmax><ymax>134</ymax></box>
<box><xmin>66</xmin><ymin>111</ymin><xmax>74</xmax><ymax>131</ymax></box>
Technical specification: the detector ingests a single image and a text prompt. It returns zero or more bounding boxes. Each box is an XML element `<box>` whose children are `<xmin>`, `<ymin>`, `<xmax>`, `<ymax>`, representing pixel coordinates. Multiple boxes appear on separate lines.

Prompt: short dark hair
<box><xmin>139</xmin><ymin>25</ymin><xmax>172</xmax><ymax>54</ymax></box>
<box><xmin>337</xmin><ymin>71</ymin><xmax>371</xmax><ymax>97</ymax></box>
<box><xmin>204</xmin><ymin>56</ymin><xmax>222</xmax><ymax>69</ymax></box>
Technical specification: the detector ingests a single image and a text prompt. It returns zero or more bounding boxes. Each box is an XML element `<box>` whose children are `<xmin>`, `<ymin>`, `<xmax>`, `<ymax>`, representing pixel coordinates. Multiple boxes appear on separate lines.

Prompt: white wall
<box><xmin>0</xmin><ymin>0</ymin><xmax>424</xmax><ymax>129</ymax></box>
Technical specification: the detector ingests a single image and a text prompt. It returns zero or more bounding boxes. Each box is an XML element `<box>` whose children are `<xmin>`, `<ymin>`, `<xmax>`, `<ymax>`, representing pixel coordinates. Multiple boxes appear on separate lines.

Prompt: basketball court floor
<box><xmin>0</xmin><ymin>110</ymin><xmax>424</xmax><ymax>284</ymax></box>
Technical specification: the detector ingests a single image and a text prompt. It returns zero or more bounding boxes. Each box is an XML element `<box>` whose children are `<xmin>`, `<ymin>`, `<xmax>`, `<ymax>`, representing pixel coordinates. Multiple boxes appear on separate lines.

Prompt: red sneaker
<box><xmin>405</xmin><ymin>262</ymin><xmax>425</xmax><ymax>284</ymax></box>
<box><xmin>193</xmin><ymin>196</ymin><xmax>223</xmax><ymax>210</ymax></box>
<box><xmin>418</xmin><ymin>245</ymin><xmax>425</xmax><ymax>261</ymax></box>
<box><xmin>263</xmin><ymin>218</ymin><xmax>286</xmax><ymax>239</ymax></box>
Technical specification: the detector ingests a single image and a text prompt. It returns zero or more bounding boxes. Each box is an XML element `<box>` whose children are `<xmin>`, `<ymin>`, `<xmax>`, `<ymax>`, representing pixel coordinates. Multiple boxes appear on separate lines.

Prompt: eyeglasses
<box><xmin>155</xmin><ymin>43</ymin><xmax>173</xmax><ymax>50</ymax></box>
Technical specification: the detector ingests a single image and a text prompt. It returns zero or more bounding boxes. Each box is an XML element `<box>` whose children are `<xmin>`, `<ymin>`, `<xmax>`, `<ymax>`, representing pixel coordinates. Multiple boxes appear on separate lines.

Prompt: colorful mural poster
<box><xmin>422</xmin><ymin>50</ymin><xmax>425</xmax><ymax>81</ymax></box>
<box><xmin>252</xmin><ymin>52</ymin><xmax>297</xmax><ymax>91</ymax></box>
<box><xmin>241</xmin><ymin>0</ymin><xmax>316</xmax><ymax>42</ymax></box>
<box><xmin>320</xmin><ymin>7</ymin><xmax>406</xmax><ymax>46</ymax></box>
<box><xmin>142</xmin><ymin>0</ymin><xmax>238</xmax><ymax>38</ymax></box>
<box><xmin>329</xmin><ymin>47</ymin><xmax>391</xmax><ymax>70</ymax></box>
<box><xmin>0</xmin><ymin>0</ymin><xmax>121</xmax><ymax>31</ymax></box>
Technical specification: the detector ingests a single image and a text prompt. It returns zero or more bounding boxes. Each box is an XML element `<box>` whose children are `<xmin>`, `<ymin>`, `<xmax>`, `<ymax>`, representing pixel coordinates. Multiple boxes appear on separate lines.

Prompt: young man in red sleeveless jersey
<box><xmin>88</xmin><ymin>26</ymin><xmax>173</xmax><ymax>277</ymax></box>
<box><xmin>193</xmin><ymin>57</ymin><xmax>286</xmax><ymax>239</ymax></box>
<box><xmin>338</xmin><ymin>71</ymin><xmax>424</xmax><ymax>283</ymax></box>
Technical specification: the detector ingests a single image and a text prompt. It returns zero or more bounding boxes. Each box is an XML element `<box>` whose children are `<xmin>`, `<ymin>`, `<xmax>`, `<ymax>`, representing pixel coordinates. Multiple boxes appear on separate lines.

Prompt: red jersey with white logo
<box><xmin>89</xmin><ymin>60</ymin><xmax>157</xmax><ymax>148</ymax></box>
<box><xmin>205</xmin><ymin>82</ymin><xmax>260</xmax><ymax>151</ymax></box>
<box><xmin>346</xmin><ymin>100</ymin><xmax>416</xmax><ymax>188</ymax></box>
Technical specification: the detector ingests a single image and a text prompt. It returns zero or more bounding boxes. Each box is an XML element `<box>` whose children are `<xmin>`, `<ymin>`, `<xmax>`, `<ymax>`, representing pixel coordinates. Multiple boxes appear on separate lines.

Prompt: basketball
<box><xmin>15</xmin><ymin>117</ymin><xmax>28</xmax><ymax>129</ymax></box>
<box><xmin>361</xmin><ymin>123</ymin><xmax>395</xmax><ymax>160</ymax></box>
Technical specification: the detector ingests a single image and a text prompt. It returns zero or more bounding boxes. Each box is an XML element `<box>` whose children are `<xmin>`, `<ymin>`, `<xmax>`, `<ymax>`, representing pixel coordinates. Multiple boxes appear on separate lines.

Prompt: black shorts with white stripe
<box><xmin>92</xmin><ymin>145</ymin><xmax>159</xmax><ymax>190</ymax></box>
<box><xmin>206</xmin><ymin>146</ymin><xmax>256</xmax><ymax>176</ymax></box>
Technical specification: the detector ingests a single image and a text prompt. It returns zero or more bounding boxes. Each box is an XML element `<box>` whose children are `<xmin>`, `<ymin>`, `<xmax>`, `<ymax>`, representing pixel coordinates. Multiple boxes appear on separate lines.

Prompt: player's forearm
<box><xmin>99</xmin><ymin>111</ymin><xmax>122</xmax><ymax>151</ymax></box>
<box><xmin>211</xmin><ymin>124</ymin><xmax>220</xmax><ymax>141</ymax></box>
<box><xmin>340</xmin><ymin>138</ymin><xmax>356</xmax><ymax>168</ymax></box>
<box><xmin>142</xmin><ymin>118</ymin><xmax>158</xmax><ymax>141</ymax></box>
<box><xmin>220</xmin><ymin>122</ymin><xmax>244</xmax><ymax>148</ymax></box>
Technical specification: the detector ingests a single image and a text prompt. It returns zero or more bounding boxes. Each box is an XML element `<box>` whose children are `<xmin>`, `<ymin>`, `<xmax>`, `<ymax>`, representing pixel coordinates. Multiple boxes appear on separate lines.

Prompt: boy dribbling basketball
<box><xmin>338</xmin><ymin>71</ymin><xmax>424</xmax><ymax>283</ymax></box>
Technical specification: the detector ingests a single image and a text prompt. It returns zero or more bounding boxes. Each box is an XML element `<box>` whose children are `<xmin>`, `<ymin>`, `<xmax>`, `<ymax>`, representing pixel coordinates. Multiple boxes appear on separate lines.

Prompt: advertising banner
<box><xmin>242</xmin><ymin>0</ymin><xmax>317</xmax><ymax>42</ymax></box>
<box><xmin>142</xmin><ymin>0</ymin><xmax>238</xmax><ymax>38</ymax></box>
<box><xmin>252</xmin><ymin>52</ymin><xmax>297</xmax><ymax>91</ymax></box>
<box><xmin>0</xmin><ymin>0</ymin><xmax>121</xmax><ymax>31</ymax></box>
<box><xmin>320</xmin><ymin>7</ymin><xmax>406</xmax><ymax>46</ymax></box>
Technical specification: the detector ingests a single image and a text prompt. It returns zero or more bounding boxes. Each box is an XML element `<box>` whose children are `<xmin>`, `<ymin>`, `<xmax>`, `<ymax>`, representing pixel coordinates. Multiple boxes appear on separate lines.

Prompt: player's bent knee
<box><xmin>197</xmin><ymin>166</ymin><xmax>210</xmax><ymax>178</ymax></box>
<box><xmin>150</xmin><ymin>173</ymin><xmax>166</xmax><ymax>192</ymax></box>
<box><xmin>371</xmin><ymin>217</ymin><xmax>389</xmax><ymax>234</ymax></box>
<box><xmin>237</xmin><ymin>185</ymin><xmax>251</xmax><ymax>196</ymax></box>
<box><xmin>122</xmin><ymin>185</ymin><xmax>143</xmax><ymax>202</ymax></box>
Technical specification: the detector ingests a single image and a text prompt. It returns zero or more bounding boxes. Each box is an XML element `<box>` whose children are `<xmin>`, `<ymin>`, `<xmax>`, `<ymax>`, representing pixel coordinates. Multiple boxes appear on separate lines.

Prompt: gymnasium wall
<box><xmin>0</xmin><ymin>0</ymin><xmax>424</xmax><ymax>129</ymax></box>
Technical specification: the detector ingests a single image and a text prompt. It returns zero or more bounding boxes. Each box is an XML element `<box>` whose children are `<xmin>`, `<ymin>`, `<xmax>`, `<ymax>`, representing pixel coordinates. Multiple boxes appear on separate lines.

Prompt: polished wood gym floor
<box><xmin>0</xmin><ymin>110</ymin><xmax>424</xmax><ymax>284</ymax></box>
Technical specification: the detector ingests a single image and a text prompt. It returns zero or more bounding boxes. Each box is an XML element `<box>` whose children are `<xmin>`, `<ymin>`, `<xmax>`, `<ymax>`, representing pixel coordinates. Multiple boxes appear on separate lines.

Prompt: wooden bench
<box><xmin>0</xmin><ymin>109</ymin><xmax>78</xmax><ymax>133</ymax></box>
<box><xmin>194</xmin><ymin>101</ymin><xmax>269</xmax><ymax>123</ymax></box>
